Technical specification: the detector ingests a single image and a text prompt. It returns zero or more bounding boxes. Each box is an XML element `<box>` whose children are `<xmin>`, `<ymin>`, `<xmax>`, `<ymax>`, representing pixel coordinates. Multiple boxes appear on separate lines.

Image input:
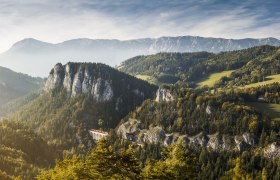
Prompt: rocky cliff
<box><xmin>12</xmin><ymin>62</ymin><xmax>157</xmax><ymax>149</ymax></box>
<box><xmin>45</xmin><ymin>63</ymin><xmax>113</xmax><ymax>102</ymax></box>
<box><xmin>264</xmin><ymin>142</ymin><xmax>280</xmax><ymax>159</ymax></box>
<box><xmin>45</xmin><ymin>62</ymin><xmax>157</xmax><ymax>104</ymax></box>
<box><xmin>117</xmin><ymin>118</ymin><xmax>262</xmax><ymax>153</ymax></box>
<box><xmin>155</xmin><ymin>87</ymin><xmax>174</xmax><ymax>102</ymax></box>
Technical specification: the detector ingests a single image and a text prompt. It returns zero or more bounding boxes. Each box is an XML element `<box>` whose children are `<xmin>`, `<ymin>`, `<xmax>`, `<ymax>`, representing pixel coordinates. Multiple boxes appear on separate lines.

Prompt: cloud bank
<box><xmin>0</xmin><ymin>0</ymin><xmax>279</xmax><ymax>52</ymax></box>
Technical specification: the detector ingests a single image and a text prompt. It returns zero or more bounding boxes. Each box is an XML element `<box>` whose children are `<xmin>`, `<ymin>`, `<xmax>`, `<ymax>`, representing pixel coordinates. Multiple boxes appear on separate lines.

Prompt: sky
<box><xmin>0</xmin><ymin>0</ymin><xmax>279</xmax><ymax>53</ymax></box>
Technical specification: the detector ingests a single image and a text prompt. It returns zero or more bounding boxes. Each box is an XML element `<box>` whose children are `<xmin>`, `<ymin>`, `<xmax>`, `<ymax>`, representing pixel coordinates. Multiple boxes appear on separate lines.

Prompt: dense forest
<box><xmin>36</xmin><ymin>83</ymin><xmax>280</xmax><ymax>180</ymax></box>
<box><xmin>38</xmin><ymin>136</ymin><xmax>280</xmax><ymax>179</ymax></box>
<box><xmin>0</xmin><ymin>120</ymin><xmax>56</xmax><ymax>179</ymax></box>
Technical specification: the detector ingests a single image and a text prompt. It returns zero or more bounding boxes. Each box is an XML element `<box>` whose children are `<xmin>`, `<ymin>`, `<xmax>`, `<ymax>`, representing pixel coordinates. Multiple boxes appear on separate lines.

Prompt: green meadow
<box><xmin>196</xmin><ymin>70</ymin><xmax>234</xmax><ymax>88</ymax></box>
<box><xmin>240</xmin><ymin>74</ymin><xmax>280</xmax><ymax>89</ymax></box>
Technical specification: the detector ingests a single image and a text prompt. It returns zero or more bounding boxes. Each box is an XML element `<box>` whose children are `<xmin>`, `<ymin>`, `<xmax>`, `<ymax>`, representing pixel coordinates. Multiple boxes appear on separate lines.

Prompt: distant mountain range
<box><xmin>0</xmin><ymin>36</ymin><xmax>279</xmax><ymax>77</ymax></box>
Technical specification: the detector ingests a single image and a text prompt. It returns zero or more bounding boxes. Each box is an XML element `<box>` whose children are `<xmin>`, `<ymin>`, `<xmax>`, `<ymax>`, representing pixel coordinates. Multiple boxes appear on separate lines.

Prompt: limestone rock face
<box><xmin>63</xmin><ymin>64</ymin><xmax>73</xmax><ymax>92</ymax></box>
<box><xmin>44</xmin><ymin>63</ymin><xmax>64</xmax><ymax>91</ymax></box>
<box><xmin>44</xmin><ymin>63</ymin><xmax>114</xmax><ymax>102</ymax></box>
<box><xmin>92</xmin><ymin>78</ymin><xmax>113</xmax><ymax>102</ymax></box>
<box><xmin>207</xmin><ymin>134</ymin><xmax>223</xmax><ymax>151</ymax></box>
<box><xmin>117</xmin><ymin>118</ymin><xmax>259</xmax><ymax>152</ymax></box>
<box><xmin>189</xmin><ymin>133</ymin><xmax>208</xmax><ymax>147</ymax></box>
<box><xmin>264</xmin><ymin>142</ymin><xmax>280</xmax><ymax>159</ymax></box>
<box><xmin>164</xmin><ymin>134</ymin><xmax>174</xmax><ymax>146</ymax></box>
<box><xmin>82</xmin><ymin>69</ymin><xmax>93</xmax><ymax>94</ymax></box>
<box><xmin>117</xmin><ymin>118</ymin><xmax>141</xmax><ymax>140</ymax></box>
<box><xmin>71</xmin><ymin>67</ymin><xmax>84</xmax><ymax>97</ymax></box>
<box><xmin>155</xmin><ymin>87</ymin><xmax>174</xmax><ymax>102</ymax></box>
<box><xmin>164</xmin><ymin>134</ymin><xmax>189</xmax><ymax>147</ymax></box>
<box><xmin>206</xmin><ymin>105</ymin><xmax>212</xmax><ymax>115</ymax></box>
<box><xmin>242</xmin><ymin>132</ymin><xmax>255</xmax><ymax>145</ymax></box>
<box><xmin>143</xmin><ymin>126</ymin><xmax>166</xmax><ymax>144</ymax></box>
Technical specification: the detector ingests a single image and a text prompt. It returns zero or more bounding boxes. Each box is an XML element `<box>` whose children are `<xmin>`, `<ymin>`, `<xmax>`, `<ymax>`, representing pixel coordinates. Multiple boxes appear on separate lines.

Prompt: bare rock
<box><xmin>264</xmin><ymin>142</ymin><xmax>280</xmax><ymax>159</ymax></box>
<box><xmin>155</xmin><ymin>87</ymin><xmax>174</xmax><ymax>102</ymax></box>
<box><xmin>117</xmin><ymin>118</ymin><xmax>141</xmax><ymax>140</ymax></box>
<box><xmin>143</xmin><ymin>126</ymin><xmax>166</xmax><ymax>144</ymax></box>
<box><xmin>44</xmin><ymin>63</ymin><xmax>64</xmax><ymax>91</ymax></box>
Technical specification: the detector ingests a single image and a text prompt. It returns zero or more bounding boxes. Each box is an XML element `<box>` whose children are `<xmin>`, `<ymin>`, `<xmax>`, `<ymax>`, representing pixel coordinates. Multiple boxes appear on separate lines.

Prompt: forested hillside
<box><xmin>119</xmin><ymin>45</ymin><xmax>280</xmax><ymax>88</ymax></box>
<box><xmin>9</xmin><ymin>62</ymin><xmax>157</xmax><ymax>152</ymax></box>
<box><xmin>111</xmin><ymin>83</ymin><xmax>280</xmax><ymax>179</ymax></box>
<box><xmin>3</xmin><ymin>47</ymin><xmax>280</xmax><ymax>179</ymax></box>
<box><xmin>0</xmin><ymin>120</ymin><xmax>56</xmax><ymax>179</ymax></box>
<box><xmin>0</xmin><ymin>66</ymin><xmax>43</xmax><ymax>116</ymax></box>
<box><xmin>36</xmin><ymin>81</ymin><xmax>280</xmax><ymax>179</ymax></box>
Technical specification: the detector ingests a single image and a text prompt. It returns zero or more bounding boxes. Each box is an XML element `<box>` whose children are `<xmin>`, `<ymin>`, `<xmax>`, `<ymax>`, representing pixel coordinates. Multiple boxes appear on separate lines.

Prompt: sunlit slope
<box><xmin>240</xmin><ymin>74</ymin><xmax>280</xmax><ymax>89</ymax></box>
<box><xmin>196</xmin><ymin>70</ymin><xmax>234</xmax><ymax>88</ymax></box>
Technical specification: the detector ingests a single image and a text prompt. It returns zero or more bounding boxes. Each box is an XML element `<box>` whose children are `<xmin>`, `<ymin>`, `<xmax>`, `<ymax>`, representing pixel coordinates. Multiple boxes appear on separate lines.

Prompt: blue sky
<box><xmin>0</xmin><ymin>0</ymin><xmax>279</xmax><ymax>52</ymax></box>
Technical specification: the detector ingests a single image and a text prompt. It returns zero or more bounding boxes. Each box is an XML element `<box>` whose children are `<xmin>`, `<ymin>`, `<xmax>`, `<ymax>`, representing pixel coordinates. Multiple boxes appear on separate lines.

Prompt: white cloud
<box><xmin>0</xmin><ymin>0</ymin><xmax>279</xmax><ymax>53</ymax></box>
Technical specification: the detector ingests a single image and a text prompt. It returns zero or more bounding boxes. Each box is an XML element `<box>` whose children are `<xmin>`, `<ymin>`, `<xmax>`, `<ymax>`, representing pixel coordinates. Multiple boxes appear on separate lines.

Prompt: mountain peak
<box><xmin>12</xmin><ymin>38</ymin><xmax>47</xmax><ymax>45</ymax></box>
<box><xmin>45</xmin><ymin>62</ymin><xmax>157</xmax><ymax>103</ymax></box>
<box><xmin>9</xmin><ymin>38</ymin><xmax>53</xmax><ymax>52</ymax></box>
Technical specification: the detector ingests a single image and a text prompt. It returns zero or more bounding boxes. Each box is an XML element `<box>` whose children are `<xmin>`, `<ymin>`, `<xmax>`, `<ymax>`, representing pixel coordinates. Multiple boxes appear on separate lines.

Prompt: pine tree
<box><xmin>261</xmin><ymin>168</ymin><xmax>267</xmax><ymax>180</ymax></box>
<box><xmin>142</xmin><ymin>144</ymin><xmax>197</xmax><ymax>179</ymax></box>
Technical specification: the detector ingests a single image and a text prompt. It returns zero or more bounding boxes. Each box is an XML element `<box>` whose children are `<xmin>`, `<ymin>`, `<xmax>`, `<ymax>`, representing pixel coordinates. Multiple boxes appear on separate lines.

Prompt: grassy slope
<box><xmin>240</xmin><ymin>74</ymin><xmax>280</xmax><ymax>89</ymax></box>
<box><xmin>196</xmin><ymin>70</ymin><xmax>234</xmax><ymax>88</ymax></box>
<box><xmin>135</xmin><ymin>74</ymin><xmax>159</xmax><ymax>85</ymax></box>
<box><xmin>135</xmin><ymin>74</ymin><xmax>151</xmax><ymax>81</ymax></box>
<box><xmin>248</xmin><ymin>102</ymin><xmax>280</xmax><ymax>121</ymax></box>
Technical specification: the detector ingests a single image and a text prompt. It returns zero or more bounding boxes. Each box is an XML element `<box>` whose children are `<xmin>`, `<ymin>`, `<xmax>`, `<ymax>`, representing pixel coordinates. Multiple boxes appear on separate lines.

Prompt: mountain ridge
<box><xmin>1</xmin><ymin>36</ymin><xmax>279</xmax><ymax>77</ymax></box>
<box><xmin>10</xmin><ymin>62</ymin><xmax>157</xmax><ymax>150</ymax></box>
<box><xmin>0</xmin><ymin>66</ymin><xmax>43</xmax><ymax>115</ymax></box>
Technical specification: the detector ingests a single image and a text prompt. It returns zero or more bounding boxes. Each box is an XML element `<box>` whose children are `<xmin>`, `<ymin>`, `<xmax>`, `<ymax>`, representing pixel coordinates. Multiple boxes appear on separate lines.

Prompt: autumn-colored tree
<box><xmin>142</xmin><ymin>144</ymin><xmax>197</xmax><ymax>179</ymax></box>
<box><xmin>38</xmin><ymin>139</ymin><xmax>141</xmax><ymax>180</ymax></box>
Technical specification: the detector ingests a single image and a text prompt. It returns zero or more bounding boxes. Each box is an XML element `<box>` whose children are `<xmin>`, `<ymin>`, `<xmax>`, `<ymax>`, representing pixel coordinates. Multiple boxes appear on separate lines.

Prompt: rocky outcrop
<box><xmin>207</xmin><ymin>134</ymin><xmax>223</xmax><ymax>151</ymax></box>
<box><xmin>155</xmin><ymin>87</ymin><xmax>174</xmax><ymax>102</ymax></box>
<box><xmin>234</xmin><ymin>133</ymin><xmax>255</xmax><ymax>151</ymax></box>
<box><xmin>117</xmin><ymin>120</ymin><xmax>257</xmax><ymax>152</ymax></box>
<box><xmin>206</xmin><ymin>105</ymin><xmax>213</xmax><ymax>115</ymax></box>
<box><xmin>71</xmin><ymin>67</ymin><xmax>84</xmax><ymax>97</ymax></box>
<box><xmin>45</xmin><ymin>63</ymin><xmax>64</xmax><ymax>92</ymax></box>
<box><xmin>45</xmin><ymin>63</ymin><xmax>114</xmax><ymax>102</ymax></box>
<box><xmin>242</xmin><ymin>132</ymin><xmax>255</xmax><ymax>145</ymax></box>
<box><xmin>264</xmin><ymin>142</ymin><xmax>280</xmax><ymax>159</ymax></box>
<box><xmin>63</xmin><ymin>64</ymin><xmax>73</xmax><ymax>92</ymax></box>
<box><xmin>92</xmin><ymin>78</ymin><xmax>113</xmax><ymax>102</ymax></box>
<box><xmin>143</xmin><ymin>126</ymin><xmax>166</xmax><ymax>144</ymax></box>
<box><xmin>117</xmin><ymin>118</ymin><xmax>141</xmax><ymax>140</ymax></box>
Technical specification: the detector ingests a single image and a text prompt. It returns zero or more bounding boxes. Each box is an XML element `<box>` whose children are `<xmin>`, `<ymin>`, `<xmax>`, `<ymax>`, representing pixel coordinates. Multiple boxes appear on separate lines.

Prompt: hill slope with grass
<box><xmin>119</xmin><ymin>46</ymin><xmax>280</xmax><ymax>89</ymax></box>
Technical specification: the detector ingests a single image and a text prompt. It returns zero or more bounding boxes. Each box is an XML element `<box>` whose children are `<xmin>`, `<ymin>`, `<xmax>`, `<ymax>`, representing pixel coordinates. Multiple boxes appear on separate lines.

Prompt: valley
<box><xmin>1</xmin><ymin>0</ymin><xmax>280</xmax><ymax>179</ymax></box>
<box><xmin>0</xmin><ymin>45</ymin><xmax>280</xmax><ymax>179</ymax></box>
